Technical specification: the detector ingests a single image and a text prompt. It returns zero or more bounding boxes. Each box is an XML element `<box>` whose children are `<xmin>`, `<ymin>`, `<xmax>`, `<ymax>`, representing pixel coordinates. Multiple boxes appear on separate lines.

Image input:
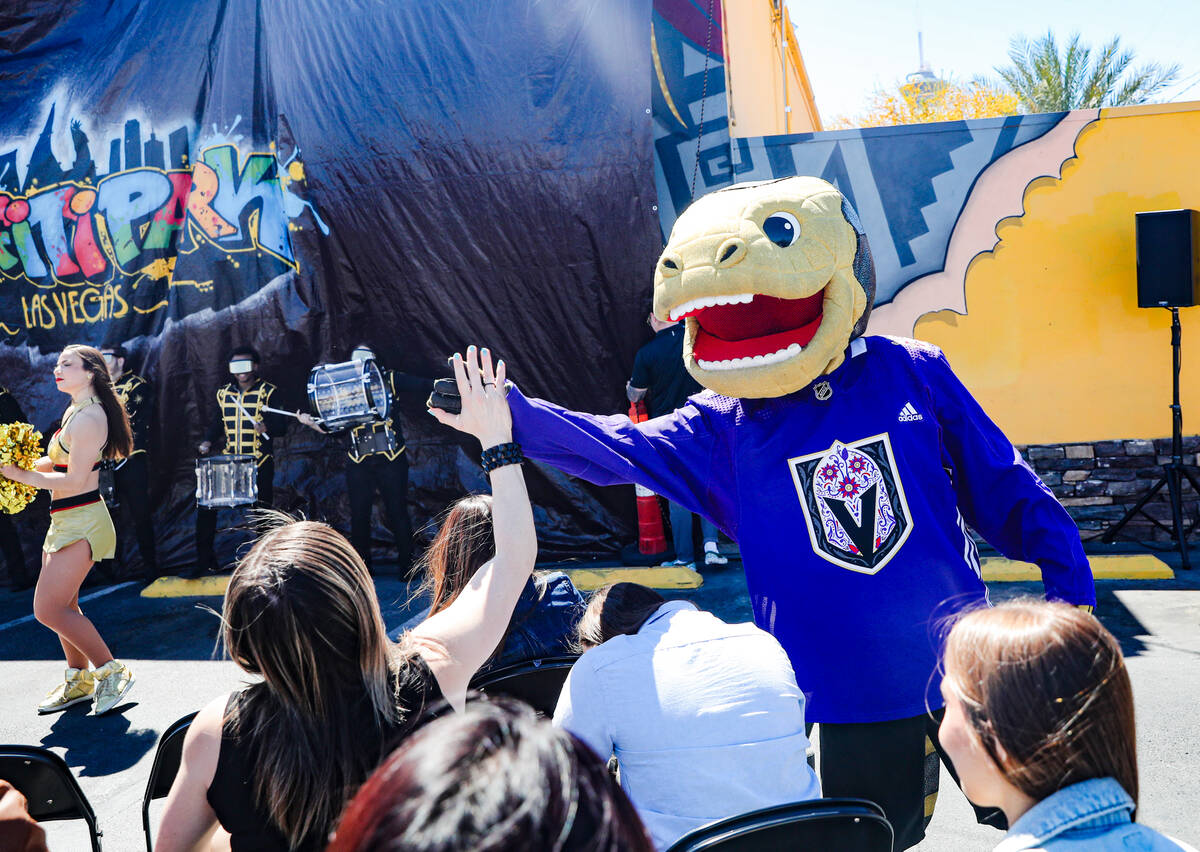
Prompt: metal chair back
<box><xmin>469</xmin><ymin>655</ymin><xmax>578</xmax><ymax>717</ymax></box>
<box><xmin>141</xmin><ymin>711</ymin><xmax>197</xmax><ymax>851</ymax></box>
<box><xmin>0</xmin><ymin>744</ymin><xmax>103</xmax><ymax>852</ymax></box>
<box><xmin>664</xmin><ymin>797</ymin><xmax>893</xmax><ymax>852</ymax></box>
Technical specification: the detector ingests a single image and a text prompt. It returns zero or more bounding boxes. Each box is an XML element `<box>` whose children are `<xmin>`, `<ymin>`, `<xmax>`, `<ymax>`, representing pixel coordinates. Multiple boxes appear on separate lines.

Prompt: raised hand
<box><xmin>428</xmin><ymin>346</ymin><xmax>511</xmax><ymax>449</ymax></box>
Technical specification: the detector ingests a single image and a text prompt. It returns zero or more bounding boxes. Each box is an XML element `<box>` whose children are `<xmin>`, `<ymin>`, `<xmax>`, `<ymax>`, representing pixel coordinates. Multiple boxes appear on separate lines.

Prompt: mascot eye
<box><xmin>762</xmin><ymin>212</ymin><xmax>801</xmax><ymax>247</ymax></box>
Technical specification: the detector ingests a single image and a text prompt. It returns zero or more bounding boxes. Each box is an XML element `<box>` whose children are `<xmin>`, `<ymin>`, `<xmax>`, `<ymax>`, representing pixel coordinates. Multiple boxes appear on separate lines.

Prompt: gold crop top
<box><xmin>48</xmin><ymin>397</ymin><xmax>104</xmax><ymax>471</ymax></box>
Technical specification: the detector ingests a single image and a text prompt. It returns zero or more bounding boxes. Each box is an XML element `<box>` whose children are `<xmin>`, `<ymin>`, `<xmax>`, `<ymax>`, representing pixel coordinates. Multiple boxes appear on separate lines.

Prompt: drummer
<box><xmin>192</xmin><ymin>346</ymin><xmax>289</xmax><ymax>577</ymax></box>
<box><xmin>299</xmin><ymin>344</ymin><xmax>432</xmax><ymax>575</ymax></box>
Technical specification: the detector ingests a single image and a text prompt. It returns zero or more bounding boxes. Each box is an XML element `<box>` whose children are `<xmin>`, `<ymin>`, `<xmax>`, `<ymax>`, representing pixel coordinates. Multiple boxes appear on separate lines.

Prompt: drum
<box><xmin>195</xmin><ymin>455</ymin><xmax>258</xmax><ymax>508</ymax></box>
<box><xmin>307</xmin><ymin>359</ymin><xmax>390</xmax><ymax>431</ymax></box>
<box><xmin>350</xmin><ymin>423</ymin><xmax>400</xmax><ymax>460</ymax></box>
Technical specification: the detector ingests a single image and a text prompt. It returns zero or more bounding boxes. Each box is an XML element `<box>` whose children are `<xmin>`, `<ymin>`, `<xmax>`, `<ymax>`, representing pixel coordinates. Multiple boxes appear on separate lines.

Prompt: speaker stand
<box><xmin>1103</xmin><ymin>308</ymin><xmax>1199</xmax><ymax>569</ymax></box>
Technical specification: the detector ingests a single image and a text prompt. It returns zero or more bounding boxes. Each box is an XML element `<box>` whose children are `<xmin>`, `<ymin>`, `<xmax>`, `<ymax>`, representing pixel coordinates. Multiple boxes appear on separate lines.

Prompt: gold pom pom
<box><xmin>0</xmin><ymin>422</ymin><xmax>43</xmax><ymax>514</ymax></box>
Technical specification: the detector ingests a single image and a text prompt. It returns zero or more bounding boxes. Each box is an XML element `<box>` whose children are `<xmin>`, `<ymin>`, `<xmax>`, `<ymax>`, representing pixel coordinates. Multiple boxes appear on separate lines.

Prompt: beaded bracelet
<box><xmin>481</xmin><ymin>441</ymin><xmax>524</xmax><ymax>473</ymax></box>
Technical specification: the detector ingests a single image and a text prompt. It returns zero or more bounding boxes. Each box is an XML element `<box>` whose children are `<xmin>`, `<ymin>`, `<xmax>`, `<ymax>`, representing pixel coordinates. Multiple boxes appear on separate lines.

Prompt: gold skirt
<box><xmin>43</xmin><ymin>492</ymin><xmax>116</xmax><ymax>561</ymax></box>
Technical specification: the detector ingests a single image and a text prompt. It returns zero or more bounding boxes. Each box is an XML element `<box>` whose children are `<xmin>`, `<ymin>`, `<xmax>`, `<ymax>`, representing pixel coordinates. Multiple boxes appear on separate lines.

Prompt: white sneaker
<box><xmin>704</xmin><ymin>551</ymin><xmax>729</xmax><ymax>567</ymax></box>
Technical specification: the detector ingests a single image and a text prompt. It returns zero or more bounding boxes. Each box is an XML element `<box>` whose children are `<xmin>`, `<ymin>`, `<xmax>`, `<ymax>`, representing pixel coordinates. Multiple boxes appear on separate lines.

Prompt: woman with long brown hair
<box><xmin>0</xmin><ymin>344</ymin><xmax>134</xmax><ymax>716</ymax></box>
<box><xmin>939</xmin><ymin>601</ymin><xmax>1195</xmax><ymax>851</ymax></box>
<box><xmin>156</xmin><ymin>346</ymin><xmax>539</xmax><ymax>852</ymax></box>
<box><xmin>419</xmin><ymin>493</ymin><xmax>582</xmax><ymax>674</ymax></box>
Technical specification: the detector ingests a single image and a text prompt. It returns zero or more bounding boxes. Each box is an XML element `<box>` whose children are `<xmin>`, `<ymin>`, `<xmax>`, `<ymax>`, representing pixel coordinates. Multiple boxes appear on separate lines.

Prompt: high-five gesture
<box><xmin>414</xmin><ymin>344</ymin><xmax>535</xmax><ymax>712</ymax></box>
<box><xmin>428</xmin><ymin>346</ymin><xmax>511</xmax><ymax>450</ymax></box>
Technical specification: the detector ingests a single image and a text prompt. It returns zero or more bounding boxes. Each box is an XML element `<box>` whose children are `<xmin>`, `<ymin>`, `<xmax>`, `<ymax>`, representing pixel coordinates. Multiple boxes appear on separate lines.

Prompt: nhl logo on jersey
<box><xmin>787</xmin><ymin>433</ymin><xmax>913</xmax><ymax>574</ymax></box>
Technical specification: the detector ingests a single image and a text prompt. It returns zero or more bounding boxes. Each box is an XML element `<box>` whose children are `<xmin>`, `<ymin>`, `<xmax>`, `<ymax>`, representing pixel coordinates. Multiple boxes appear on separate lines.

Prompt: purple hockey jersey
<box><xmin>508</xmin><ymin>336</ymin><xmax>1095</xmax><ymax>723</ymax></box>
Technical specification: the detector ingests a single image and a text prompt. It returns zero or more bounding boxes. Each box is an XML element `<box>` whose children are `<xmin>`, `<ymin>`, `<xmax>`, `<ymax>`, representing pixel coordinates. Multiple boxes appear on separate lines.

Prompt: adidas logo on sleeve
<box><xmin>898</xmin><ymin>402</ymin><xmax>924</xmax><ymax>422</ymax></box>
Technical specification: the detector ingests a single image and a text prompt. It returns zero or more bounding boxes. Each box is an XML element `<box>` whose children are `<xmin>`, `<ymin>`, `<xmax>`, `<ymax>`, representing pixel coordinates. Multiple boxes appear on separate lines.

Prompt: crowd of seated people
<box><xmin>156</xmin><ymin>350</ymin><xmax>539</xmax><ymax>851</ymax></box>
<box><xmin>7</xmin><ymin>350</ymin><xmax>1193</xmax><ymax>852</ymax></box>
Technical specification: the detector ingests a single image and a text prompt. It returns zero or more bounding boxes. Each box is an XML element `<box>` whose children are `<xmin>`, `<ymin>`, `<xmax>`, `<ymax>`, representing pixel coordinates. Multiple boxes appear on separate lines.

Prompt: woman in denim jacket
<box><xmin>939</xmin><ymin>601</ymin><xmax>1196</xmax><ymax>852</ymax></box>
<box><xmin>419</xmin><ymin>494</ymin><xmax>584</xmax><ymax>675</ymax></box>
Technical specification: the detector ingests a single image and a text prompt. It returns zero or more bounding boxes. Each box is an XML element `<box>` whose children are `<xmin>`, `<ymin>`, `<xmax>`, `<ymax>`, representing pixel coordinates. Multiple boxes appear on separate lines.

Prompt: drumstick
<box><xmin>261</xmin><ymin>405</ymin><xmax>305</xmax><ymax>420</ymax></box>
<box><xmin>233</xmin><ymin>398</ymin><xmax>269</xmax><ymax>440</ymax></box>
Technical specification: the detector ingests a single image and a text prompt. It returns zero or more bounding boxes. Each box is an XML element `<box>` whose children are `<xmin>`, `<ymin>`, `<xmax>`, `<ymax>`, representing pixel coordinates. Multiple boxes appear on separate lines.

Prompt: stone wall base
<box><xmin>1018</xmin><ymin>437</ymin><xmax>1199</xmax><ymax>542</ymax></box>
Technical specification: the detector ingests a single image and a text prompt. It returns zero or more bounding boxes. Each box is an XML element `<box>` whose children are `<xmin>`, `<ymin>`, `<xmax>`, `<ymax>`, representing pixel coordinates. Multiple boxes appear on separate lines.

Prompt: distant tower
<box><xmin>906</xmin><ymin>30</ymin><xmax>940</xmax><ymax>99</ymax></box>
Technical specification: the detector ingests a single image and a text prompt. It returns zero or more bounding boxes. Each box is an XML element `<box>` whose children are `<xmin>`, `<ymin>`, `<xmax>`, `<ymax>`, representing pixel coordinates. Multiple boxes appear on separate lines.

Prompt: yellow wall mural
<box><xmin>914</xmin><ymin>102</ymin><xmax>1200</xmax><ymax>445</ymax></box>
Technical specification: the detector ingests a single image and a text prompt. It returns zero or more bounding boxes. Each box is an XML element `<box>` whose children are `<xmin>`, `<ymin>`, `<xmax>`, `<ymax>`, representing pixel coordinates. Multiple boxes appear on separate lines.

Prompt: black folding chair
<box><xmin>142</xmin><ymin>711</ymin><xmax>197</xmax><ymax>852</ymax></box>
<box><xmin>665</xmin><ymin>798</ymin><xmax>892</xmax><ymax>852</ymax></box>
<box><xmin>0</xmin><ymin>744</ymin><xmax>103</xmax><ymax>852</ymax></box>
<box><xmin>469</xmin><ymin>655</ymin><xmax>578</xmax><ymax>717</ymax></box>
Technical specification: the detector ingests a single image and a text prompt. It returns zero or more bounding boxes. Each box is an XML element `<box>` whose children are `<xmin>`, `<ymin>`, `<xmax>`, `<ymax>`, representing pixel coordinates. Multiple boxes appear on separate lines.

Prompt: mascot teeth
<box><xmin>697</xmin><ymin>343</ymin><xmax>802</xmax><ymax>371</ymax></box>
<box><xmin>669</xmin><ymin>293</ymin><xmax>754</xmax><ymax>322</ymax></box>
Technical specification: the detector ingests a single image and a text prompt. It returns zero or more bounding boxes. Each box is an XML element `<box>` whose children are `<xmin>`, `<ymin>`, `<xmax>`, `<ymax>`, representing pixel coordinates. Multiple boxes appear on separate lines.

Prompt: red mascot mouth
<box><xmin>671</xmin><ymin>290</ymin><xmax>826</xmax><ymax>368</ymax></box>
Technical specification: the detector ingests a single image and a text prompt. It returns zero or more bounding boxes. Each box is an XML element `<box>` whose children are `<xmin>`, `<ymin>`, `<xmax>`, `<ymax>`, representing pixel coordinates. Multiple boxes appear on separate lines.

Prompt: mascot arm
<box><xmin>507</xmin><ymin>385</ymin><xmax>737</xmax><ymax>536</ymax></box>
<box><xmin>924</xmin><ymin>349</ymin><xmax>1096</xmax><ymax>607</ymax></box>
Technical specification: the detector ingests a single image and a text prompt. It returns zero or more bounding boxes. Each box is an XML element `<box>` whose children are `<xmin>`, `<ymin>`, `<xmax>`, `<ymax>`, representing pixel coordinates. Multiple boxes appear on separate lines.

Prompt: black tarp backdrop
<box><xmin>0</xmin><ymin>0</ymin><xmax>660</xmax><ymax>579</ymax></box>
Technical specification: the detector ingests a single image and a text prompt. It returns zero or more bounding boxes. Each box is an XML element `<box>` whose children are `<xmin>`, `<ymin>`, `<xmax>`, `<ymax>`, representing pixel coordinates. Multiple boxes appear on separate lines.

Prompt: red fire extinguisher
<box><xmin>628</xmin><ymin>401</ymin><xmax>667</xmax><ymax>556</ymax></box>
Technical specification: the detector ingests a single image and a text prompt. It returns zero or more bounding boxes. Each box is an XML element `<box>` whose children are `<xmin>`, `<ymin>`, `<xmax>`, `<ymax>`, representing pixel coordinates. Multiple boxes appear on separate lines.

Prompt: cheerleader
<box><xmin>0</xmin><ymin>345</ymin><xmax>135</xmax><ymax>715</ymax></box>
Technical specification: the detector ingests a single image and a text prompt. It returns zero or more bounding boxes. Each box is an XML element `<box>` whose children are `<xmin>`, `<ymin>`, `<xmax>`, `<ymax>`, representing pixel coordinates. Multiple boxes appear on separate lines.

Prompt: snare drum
<box><xmin>195</xmin><ymin>455</ymin><xmax>258</xmax><ymax>508</ymax></box>
<box><xmin>307</xmin><ymin>359</ymin><xmax>390</xmax><ymax>431</ymax></box>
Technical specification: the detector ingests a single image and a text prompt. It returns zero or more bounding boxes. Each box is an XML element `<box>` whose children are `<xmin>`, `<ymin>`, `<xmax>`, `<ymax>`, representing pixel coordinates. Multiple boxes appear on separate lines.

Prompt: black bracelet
<box><xmin>481</xmin><ymin>442</ymin><xmax>524</xmax><ymax>473</ymax></box>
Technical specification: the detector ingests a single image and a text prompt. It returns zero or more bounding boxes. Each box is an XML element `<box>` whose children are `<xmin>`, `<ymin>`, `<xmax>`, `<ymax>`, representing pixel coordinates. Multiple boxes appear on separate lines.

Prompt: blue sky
<box><xmin>785</xmin><ymin>0</ymin><xmax>1200</xmax><ymax>123</ymax></box>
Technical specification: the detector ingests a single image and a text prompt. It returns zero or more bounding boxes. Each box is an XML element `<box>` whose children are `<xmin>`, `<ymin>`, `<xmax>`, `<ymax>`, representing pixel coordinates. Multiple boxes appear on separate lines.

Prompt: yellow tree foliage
<box><xmin>831</xmin><ymin>80</ymin><xmax>1021</xmax><ymax>129</ymax></box>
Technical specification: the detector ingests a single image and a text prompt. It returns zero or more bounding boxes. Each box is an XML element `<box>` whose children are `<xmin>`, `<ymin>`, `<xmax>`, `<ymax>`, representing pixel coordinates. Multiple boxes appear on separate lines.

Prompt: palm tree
<box><xmin>995</xmin><ymin>31</ymin><xmax>1180</xmax><ymax>113</ymax></box>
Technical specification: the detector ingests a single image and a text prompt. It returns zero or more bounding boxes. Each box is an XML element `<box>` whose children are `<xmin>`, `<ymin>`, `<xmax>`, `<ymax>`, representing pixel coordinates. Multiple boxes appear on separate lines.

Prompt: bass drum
<box><xmin>307</xmin><ymin>358</ymin><xmax>390</xmax><ymax>432</ymax></box>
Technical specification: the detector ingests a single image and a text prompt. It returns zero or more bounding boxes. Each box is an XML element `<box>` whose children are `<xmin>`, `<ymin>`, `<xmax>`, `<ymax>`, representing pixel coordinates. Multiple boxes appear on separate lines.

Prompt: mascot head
<box><xmin>653</xmin><ymin>176</ymin><xmax>874</xmax><ymax>399</ymax></box>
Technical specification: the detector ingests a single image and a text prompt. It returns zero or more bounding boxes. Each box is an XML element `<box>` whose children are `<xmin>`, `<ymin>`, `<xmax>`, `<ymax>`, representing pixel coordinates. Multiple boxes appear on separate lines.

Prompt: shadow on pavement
<box><xmin>40</xmin><ymin>704</ymin><xmax>157</xmax><ymax>777</ymax></box>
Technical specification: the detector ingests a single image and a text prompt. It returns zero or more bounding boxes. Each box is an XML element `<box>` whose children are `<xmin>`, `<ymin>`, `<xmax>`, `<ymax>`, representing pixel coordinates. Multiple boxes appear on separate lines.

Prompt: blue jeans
<box><xmin>669</xmin><ymin>501</ymin><xmax>718</xmax><ymax>563</ymax></box>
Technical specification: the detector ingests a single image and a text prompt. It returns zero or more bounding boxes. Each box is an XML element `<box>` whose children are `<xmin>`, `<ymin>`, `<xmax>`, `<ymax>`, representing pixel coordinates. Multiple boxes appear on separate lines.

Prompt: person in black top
<box><xmin>0</xmin><ymin>385</ymin><xmax>32</xmax><ymax>591</ymax></box>
<box><xmin>627</xmin><ymin>312</ymin><xmax>727</xmax><ymax>570</ymax></box>
<box><xmin>156</xmin><ymin>346</ymin><xmax>536</xmax><ymax>852</ymax></box>
<box><xmin>98</xmin><ymin>345</ymin><xmax>160</xmax><ymax>581</ymax></box>
<box><xmin>192</xmin><ymin>347</ymin><xmax>289</xmax><ymax>576</ymax></box>
<box><xmin>299</xmin><ymin>345</ymin><xmax>432</xmax><ymax>575</ymax></box>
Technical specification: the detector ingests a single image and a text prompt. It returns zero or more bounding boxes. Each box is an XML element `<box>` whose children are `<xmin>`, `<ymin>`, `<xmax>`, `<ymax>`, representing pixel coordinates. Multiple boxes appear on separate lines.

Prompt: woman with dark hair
<box><xmin>326</xmin><ymin>698</ymin><xmax>654</xmax><ymax>852</ymax></box>
<box><xmin>554</xmin><ymin>582</ymin><xmax>821</xmax><ymax>850</ymax></box>
<box><xmin>419</xmin><ymin>492</ymin><xmax>583</xmax><ymax>674</ymax></box>
<box><xmin>157</xmin><ymin>347</ymin><xmax>539</xmax><ymax>852</ymax></box>
<box><xmin>940</xmin><ymin>601</ymin><xmax>1195</xmax><ymax>851</ymax></box>
<box><xmin>1</xmin><ymin>344</ymin><xmax>135</xmax><ymax>716</ymax></box>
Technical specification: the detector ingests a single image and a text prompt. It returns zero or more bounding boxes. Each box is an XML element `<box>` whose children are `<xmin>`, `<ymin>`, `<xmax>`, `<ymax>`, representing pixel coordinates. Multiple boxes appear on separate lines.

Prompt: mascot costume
<box><xmin>442</xmin><ymin>177</ymin><xmax>1095</xmax><ymax>849</ymax></box>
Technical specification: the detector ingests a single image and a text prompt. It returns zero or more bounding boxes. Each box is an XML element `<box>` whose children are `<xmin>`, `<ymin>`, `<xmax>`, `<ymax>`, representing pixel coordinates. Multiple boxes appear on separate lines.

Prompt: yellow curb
<box><xmin>141</xmin><ymin>575</ymin><xmax>231</xmax><ymax>598</ymax></box>
<box><xmin>564</xmin><ymin>566</ymin><xmax>703</xmax><ymax>591</ymax></box>
<box><xmin>981</xmin><ymin>555</ymin><xmax>1173</xmax><ymax>582</ymax></box>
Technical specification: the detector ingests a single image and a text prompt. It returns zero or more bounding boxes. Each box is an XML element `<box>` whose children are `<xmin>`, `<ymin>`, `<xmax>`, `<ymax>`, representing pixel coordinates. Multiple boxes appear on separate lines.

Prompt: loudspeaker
<box><xmin>1136</xmin><ymin>209</ymin><xmax>1199</xmax><ymax>308</ymax></box>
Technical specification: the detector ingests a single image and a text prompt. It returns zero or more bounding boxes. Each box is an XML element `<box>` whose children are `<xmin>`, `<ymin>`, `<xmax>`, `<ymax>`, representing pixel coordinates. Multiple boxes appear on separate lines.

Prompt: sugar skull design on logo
<box><xmin>788</xmin><ymin>433</ymin><xmax>913</xmax><ymax>574</ymax></box>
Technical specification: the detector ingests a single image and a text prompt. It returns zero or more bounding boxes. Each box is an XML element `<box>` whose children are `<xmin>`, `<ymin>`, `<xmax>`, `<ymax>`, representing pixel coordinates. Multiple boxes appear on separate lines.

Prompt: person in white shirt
<box><xmin>552</xmin><ymin>582</ymin><xmax>821</xmax><ymax>850</ymax></box>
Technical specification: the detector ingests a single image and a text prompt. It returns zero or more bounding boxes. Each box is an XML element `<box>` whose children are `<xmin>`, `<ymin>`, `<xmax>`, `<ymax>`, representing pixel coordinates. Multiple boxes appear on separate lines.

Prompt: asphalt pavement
<box><xmin>1</xmin><ymin>552</ymin><xmax>1197</xmax><ymax>851</ymax></box>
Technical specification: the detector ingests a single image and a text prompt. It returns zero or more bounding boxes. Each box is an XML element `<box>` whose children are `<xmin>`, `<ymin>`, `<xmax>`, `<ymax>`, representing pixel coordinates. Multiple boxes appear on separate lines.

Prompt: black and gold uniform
<box><xmin>194</xmin><ymin>377</ymin><xmax>288</xmax><ymax>574</ymax></box>
<box><xmin>0</xmin><ymin>385</ymin><xmax>32</xmax><ymax>590</ymax></box>
<box><xmin>110</xmin><ymin>371</ymin><xmax>158</xmax><ymax>579</ymax></box>
<box><xmin>343</xmin><ymin>369</ymin><xmax>431</xmax><ymax>574</ymax></box>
